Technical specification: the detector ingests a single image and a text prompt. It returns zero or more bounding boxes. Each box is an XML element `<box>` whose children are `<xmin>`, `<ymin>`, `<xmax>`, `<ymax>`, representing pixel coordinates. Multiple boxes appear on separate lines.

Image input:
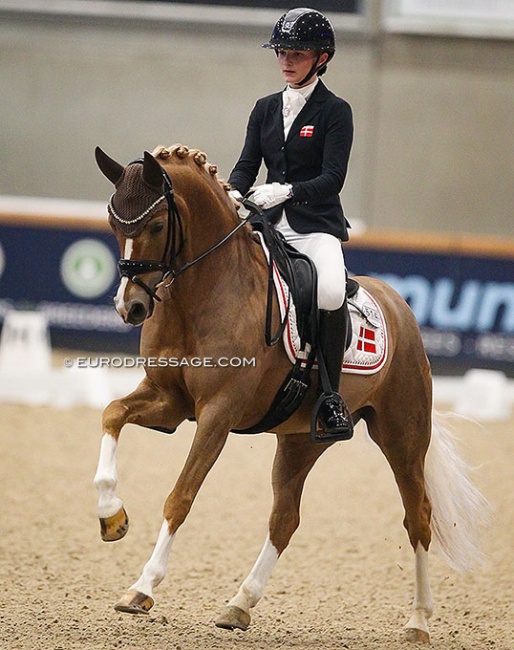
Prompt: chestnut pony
<box><xmin>93</xmin><ymin>145</ymin><xmax>486</xmax><ymax>643</ymax></box>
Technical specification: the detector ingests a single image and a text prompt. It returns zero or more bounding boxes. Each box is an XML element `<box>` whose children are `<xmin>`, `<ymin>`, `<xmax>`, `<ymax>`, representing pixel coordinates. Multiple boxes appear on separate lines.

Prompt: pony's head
<box><xmin>96</xmin><ymin>145</ymin><xmax>240</xmax><ymax>326</ymax></box>
<box><xmin>95</xmin><ymin>146</ymin><xmax>179</xmax><ymax>325</ymax></box>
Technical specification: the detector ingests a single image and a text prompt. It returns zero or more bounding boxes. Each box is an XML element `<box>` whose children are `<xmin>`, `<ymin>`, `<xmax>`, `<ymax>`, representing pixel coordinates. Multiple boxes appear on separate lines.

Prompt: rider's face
<box><xmin>277</xmin><ymin>49</ymin><xmax>327</xmax><ymax>88</ymax></box>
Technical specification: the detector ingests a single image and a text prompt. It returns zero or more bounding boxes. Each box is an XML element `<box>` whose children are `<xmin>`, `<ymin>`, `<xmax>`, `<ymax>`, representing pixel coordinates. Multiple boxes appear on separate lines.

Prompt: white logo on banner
<box><xmin>60</xmin><ymin>239</ymin><xmax>116</xmax><ymax>299</ymax></box>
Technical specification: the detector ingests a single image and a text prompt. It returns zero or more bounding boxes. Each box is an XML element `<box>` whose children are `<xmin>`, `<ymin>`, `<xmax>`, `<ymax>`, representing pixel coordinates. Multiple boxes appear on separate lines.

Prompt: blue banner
<box><xmin>345</xmin><ymin>243</ymin><xmax>514</xmax><ymax>376</ymax></box>
<box><xmin>0</xmin><ymin>219</ymin><xmax>140</xmax><ymax>352</ymax></box>
<box><xmin>1</xmin><ymin>213</ymin><xmax>513</xmax><ymax>375</ymax></box>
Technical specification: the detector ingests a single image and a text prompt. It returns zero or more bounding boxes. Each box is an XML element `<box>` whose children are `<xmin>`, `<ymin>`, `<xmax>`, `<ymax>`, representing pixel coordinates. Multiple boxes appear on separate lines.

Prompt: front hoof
<box><xmin>405</xmin><ymin>627</ymin><xmax>430</xmax><ymax>644</ymax></box>
<box><xmin>215</xmin><ymin>606</ymin><xmax>251</xmax><ymax>631</ymax></box>
<box><xmin>100</xmin><ymin>507</ymin><xmax>129</xmax><ymax>542</ymax></box>
<box><xmin>114</xmin><ymin>590</ymin><xmax>154</xmax><ymax>615</ymax></box>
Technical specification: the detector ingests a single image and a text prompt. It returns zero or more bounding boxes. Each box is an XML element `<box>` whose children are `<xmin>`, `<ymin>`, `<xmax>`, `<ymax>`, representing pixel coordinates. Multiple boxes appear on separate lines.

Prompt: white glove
<box><xmin>250</xmin><ymin>183</ymin><xmax>292</xmax><ymax>209</ymax></box>
<box><xmin>228</xmin><ymin>189</ymin><xmax>243</xmax><ymax>203</ymax></box>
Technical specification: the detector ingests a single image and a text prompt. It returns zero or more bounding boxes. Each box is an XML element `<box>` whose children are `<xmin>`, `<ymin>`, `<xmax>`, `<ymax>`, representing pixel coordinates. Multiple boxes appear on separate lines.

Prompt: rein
<box><xmin>161</xmin><ymin>212</ymin><xmax>251</xmax><ymax>287</ymax></box>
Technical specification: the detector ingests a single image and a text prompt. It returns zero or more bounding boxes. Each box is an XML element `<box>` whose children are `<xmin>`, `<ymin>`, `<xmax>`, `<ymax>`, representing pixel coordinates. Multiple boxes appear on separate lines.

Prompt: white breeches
<box><xmin>275</xmin><ymin>214</ymin><xmax>346</xmax><ymax>311</ymax></box>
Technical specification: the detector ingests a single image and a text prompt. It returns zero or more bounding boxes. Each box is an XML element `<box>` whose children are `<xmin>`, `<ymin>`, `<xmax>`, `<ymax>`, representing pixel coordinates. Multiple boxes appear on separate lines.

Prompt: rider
<box><xmin>228</xmin><ymin>8</ymin><xmax>354</xmax><ymax>442</ymax></box>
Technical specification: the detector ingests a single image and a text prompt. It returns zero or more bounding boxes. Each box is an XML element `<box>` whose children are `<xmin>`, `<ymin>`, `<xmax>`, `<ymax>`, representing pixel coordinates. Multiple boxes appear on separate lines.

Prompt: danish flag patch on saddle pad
<box><xmin>255</xmin><ymin>232</ymin><xmax>388</xmax><ymax>375</ymax></box>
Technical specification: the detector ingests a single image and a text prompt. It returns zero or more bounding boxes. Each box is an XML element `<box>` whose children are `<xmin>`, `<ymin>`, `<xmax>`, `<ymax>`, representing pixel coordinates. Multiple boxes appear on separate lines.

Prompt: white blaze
<box><xmin>114</xmin><ymin>238</ymin><xmax>133</xmax><ymax>314</ymax></box>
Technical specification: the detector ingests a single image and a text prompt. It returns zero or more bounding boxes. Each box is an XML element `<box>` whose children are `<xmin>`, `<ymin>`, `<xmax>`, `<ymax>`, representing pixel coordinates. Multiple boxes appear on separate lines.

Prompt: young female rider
<box><xmin>228</xmin><ymin>8</ymin><xmax>354</xmax><ymax>442</ymax></box>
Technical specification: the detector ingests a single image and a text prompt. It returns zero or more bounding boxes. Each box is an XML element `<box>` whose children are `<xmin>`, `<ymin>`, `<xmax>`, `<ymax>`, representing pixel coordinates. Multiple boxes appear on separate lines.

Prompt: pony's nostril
<box><xmin>128</xmin><ymin>302</ymin><xmax>147</xmax><ymax>324</ymax></box>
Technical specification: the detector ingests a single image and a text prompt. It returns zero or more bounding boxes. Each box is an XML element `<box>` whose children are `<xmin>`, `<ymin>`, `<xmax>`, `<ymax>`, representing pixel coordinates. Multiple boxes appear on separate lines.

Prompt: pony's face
<box><xmin>95</xmin><ymin>144</ymin><xmax>233</xmax><ymax>326</ymax></box>
<box><xmin>110</xmin><ymin>212</ymin><xmax>169</xmax><ymax>325</ymax></box>
<box><xmin>95</xmin><ymin>147</ymin><xmax>171</xmax><ymax>326</ymax></box>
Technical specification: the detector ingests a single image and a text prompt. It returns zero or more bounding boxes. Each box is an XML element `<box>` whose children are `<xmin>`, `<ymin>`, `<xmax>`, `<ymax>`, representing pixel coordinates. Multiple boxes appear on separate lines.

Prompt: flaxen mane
<box><xmin>151</xmin><ymin>144</ymin><xmax>233</xmax><ymax>194</ymax></box>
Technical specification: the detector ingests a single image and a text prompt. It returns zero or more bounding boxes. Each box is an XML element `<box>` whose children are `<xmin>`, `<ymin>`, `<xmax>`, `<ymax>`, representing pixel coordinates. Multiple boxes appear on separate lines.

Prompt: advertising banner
<box><xmin>345</xmin><ymin>239</ymin><xmax>514</xmax><ymax>376</ymax></box>
<box><xmin>1</xmin><ymin>207</ymin><xmax>513</xmax><ymax>375</ymax></box>
<box><xmin>150</xmin><ymin>0</ymin><xmax>360</xmax><ymax>11</ymax></box>
<box><xmin>0</xmin><ymin>215</ymin><xmax>140</xmax><ymax>352</ymax></box>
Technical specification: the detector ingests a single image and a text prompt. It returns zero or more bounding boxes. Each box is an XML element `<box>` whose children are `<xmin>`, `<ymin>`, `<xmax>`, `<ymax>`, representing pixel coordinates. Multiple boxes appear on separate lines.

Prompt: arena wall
<box><xmin>0</xmin><ymin>1</ymin><xmax>513</xmax><ymax>236</ymax></box>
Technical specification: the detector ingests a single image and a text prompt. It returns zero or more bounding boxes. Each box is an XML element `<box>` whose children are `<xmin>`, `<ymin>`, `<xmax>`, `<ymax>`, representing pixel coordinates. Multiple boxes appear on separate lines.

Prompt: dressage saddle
<box><xmin>232</xmin><ymin>208</ymin><xmax>358</xmax><ymax>438</ymax></box>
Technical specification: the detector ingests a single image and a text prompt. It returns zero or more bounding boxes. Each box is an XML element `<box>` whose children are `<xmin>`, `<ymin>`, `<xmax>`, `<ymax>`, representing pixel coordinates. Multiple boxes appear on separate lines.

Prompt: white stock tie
<box><xmin>282</xmin><ymin>88</ymin><xmax>306</xmax><ymax>138</ymax></box>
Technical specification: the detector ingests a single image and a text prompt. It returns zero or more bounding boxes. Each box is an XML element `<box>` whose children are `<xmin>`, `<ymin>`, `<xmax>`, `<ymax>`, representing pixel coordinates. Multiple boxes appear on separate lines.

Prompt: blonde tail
<box><xmin>424</xmin><ymin>411</ymin><xmax>491</xmax><ymax>573</ymax></box>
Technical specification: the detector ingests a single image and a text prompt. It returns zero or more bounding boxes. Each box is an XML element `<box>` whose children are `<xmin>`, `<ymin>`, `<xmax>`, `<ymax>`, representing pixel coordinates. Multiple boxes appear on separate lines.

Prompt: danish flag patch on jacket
<box><xmin>299</xmin><ymin>125</ymin><xmax>314</xmax><ymax>138</ymax></box>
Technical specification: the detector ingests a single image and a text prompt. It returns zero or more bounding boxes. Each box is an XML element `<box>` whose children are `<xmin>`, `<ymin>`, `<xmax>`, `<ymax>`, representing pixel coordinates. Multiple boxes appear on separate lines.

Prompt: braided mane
<box><xmin>152</xmin><ymin>144</ymin><xmax>232</xmax><ymax>194</ymax></box>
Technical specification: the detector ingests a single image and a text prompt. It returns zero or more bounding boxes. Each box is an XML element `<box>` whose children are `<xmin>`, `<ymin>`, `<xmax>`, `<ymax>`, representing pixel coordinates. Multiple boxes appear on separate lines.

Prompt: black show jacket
<box><xmin>228</xmin><ymin>81</ymin><xmax>353</xmax><ymax>241</ymax></box>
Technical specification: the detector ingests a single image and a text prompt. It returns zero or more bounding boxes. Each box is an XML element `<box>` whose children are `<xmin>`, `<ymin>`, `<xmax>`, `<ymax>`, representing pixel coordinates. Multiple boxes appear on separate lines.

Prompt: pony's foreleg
<box><xmin>114</xmin><ymin>520</ymin><xmax>174</xmax><ymax>614</ymax></box>
<box><xmin>115</xmin><ymin>409</ymin><xmax>231</xmax><ymax>614</ymax></box>
<box><xmin>216</xmin><ymin>434</ymin><xmax>327</xmax><ymax>631</ymax></box>
<box><xmin>404</xmin><ymin>543</ymin><xmax>433</xmax><ymax>643</ymax></box>
<box><xmin>93</xmin><ymin>401</ymin><xmax>129</xmax><ymax>542</ymax></box>
<box><xmin>93</xmin><ymin>379</ymin><xmax>189</xmax><ymax>542</ymax></box>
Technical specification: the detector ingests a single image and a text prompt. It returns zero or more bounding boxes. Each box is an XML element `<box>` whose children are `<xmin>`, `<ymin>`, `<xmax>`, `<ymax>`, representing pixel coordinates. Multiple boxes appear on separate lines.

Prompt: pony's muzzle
<box><xmin>114</xmin><ymin>283</ymin><xmax>150</xmax><ymax>326</ymax></box>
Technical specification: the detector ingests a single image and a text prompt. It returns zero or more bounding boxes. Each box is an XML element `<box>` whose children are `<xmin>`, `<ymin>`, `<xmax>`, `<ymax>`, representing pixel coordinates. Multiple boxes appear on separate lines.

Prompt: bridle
<box><xmin>110</xmin><ymin>159</ymin><xmax>251</xmax><ymax>317</ymax></box>
<box><xmin>111</xmin><ymin>161</ymin><xmax>289</xmax><ymax>346</ymax></box>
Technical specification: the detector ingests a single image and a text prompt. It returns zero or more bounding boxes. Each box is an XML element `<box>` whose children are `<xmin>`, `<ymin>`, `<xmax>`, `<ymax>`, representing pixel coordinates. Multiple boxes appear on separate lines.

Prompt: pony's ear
<box><xmin>95</xmin><ymin>146</ymin><xmax>124</xmax><ymax>185</ymax></box>
<box><xmin>142</xmin><ymin>150</ymin><xmax>164</xmax><ymax>189</ymax></box>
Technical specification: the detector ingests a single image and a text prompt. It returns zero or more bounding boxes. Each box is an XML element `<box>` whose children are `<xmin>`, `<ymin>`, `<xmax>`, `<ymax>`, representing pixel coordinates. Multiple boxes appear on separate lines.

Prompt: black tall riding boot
<box><xmin>316</xmin><ymin>304</ymin><xmax>353</xmax><ymax>442</ymax></box>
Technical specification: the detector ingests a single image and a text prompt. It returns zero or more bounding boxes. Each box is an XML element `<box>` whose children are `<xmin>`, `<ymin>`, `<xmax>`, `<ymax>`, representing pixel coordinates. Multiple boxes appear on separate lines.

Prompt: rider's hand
<box><xmin>251</xmin><ymin>183</ymin><xmax>293</xmax><ymax>209</ymax></box>
<box><xmin>228</xmin><ymin>189</ymin><xmax>243</xmax><ymax>203</ymax></box>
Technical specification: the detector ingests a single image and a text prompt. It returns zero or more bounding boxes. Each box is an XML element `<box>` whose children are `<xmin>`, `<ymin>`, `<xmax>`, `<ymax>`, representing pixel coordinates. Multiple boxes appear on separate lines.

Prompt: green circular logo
<box><xmin>60</xmin><ymin>239</ymin><xmax>116</xmax><ymax>299</ymax></box>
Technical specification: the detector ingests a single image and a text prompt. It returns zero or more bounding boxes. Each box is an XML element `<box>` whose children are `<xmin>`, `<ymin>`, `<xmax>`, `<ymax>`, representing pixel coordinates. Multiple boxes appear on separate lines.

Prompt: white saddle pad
<box><xmin>255</xmin><ymin>232</ymin><xmax>388</xmax><ymax>375</ymax></box>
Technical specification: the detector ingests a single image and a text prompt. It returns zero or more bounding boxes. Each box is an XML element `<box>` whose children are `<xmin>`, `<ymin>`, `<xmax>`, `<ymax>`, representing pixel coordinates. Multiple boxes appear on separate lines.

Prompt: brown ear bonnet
<box><xmin>95</xmin><ymin>148</ymin><xmax>168</xmax><ymax>238</ymax></box>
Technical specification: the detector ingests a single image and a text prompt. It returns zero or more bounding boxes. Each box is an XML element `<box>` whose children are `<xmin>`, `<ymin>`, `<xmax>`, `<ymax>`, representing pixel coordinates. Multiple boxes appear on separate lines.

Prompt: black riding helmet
<box><xmin>263</xmin><ymin>8</ymin><xmax>335</xmax><ymax>85</ymax></box>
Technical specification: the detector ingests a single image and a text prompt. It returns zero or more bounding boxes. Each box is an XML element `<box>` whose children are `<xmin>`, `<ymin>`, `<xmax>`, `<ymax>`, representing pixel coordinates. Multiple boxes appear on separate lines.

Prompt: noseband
<box><xmin>110</xmin><ymin>159</ymin><xmax>252</xmax><ymax>318</ymax></box>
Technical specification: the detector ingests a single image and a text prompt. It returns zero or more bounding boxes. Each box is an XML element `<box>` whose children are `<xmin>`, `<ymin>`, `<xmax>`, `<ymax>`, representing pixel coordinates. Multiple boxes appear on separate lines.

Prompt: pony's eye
<box><xmin>150</xmin><ymin>221</ymin><xmax>164</xmax><ymax>235</ymax></box>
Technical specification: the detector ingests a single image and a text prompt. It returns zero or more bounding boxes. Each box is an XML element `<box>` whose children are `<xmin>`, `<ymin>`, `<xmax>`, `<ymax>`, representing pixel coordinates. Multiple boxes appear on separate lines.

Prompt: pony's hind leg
<box><xmin>216</xmin><ymin>433</ymin><xmax>328</xmax><ymax>631</ymax></box>
<box><xmin>364</xmin><ymin>402</ymin><xmax>433</xmax><ymax>643</ymax></box>
<box><xmin>93</xmin><ymin>378</ymin><xmax>189</xmax><ymax>542</ymax></box>
<box><xmin>404</xmin><ymin>543</ymin><xmax>433</xmax><ymax>643</ymax></box>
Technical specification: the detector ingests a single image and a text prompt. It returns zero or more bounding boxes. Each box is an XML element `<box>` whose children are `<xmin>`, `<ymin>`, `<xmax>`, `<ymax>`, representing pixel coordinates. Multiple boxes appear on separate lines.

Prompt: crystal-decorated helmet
<box><xmin>263</xmin><ymin>8</ymin><xmax>335</xmax><ymax>55</ymax></box>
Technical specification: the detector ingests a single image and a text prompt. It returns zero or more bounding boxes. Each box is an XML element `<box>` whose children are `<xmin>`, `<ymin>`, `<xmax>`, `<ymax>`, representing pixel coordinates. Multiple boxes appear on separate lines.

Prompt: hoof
<box><xmin>215</xmin><ymin>606</ymin><xmax>251</xmax><ymax>631</ymax></box>
<box><xmin>114</xmin><ymin>590</ymin><xmax>154</xmax><ymax>615</ymax></box>
<box><xmin>405</xmin><ymin>627</ymin><xmax>430</xmax><ymax>644</ymax></box>
<box><xmin>100</xmin><ymin>507</ymin><xmax>129</xmax><ymax>542</ymax></box>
